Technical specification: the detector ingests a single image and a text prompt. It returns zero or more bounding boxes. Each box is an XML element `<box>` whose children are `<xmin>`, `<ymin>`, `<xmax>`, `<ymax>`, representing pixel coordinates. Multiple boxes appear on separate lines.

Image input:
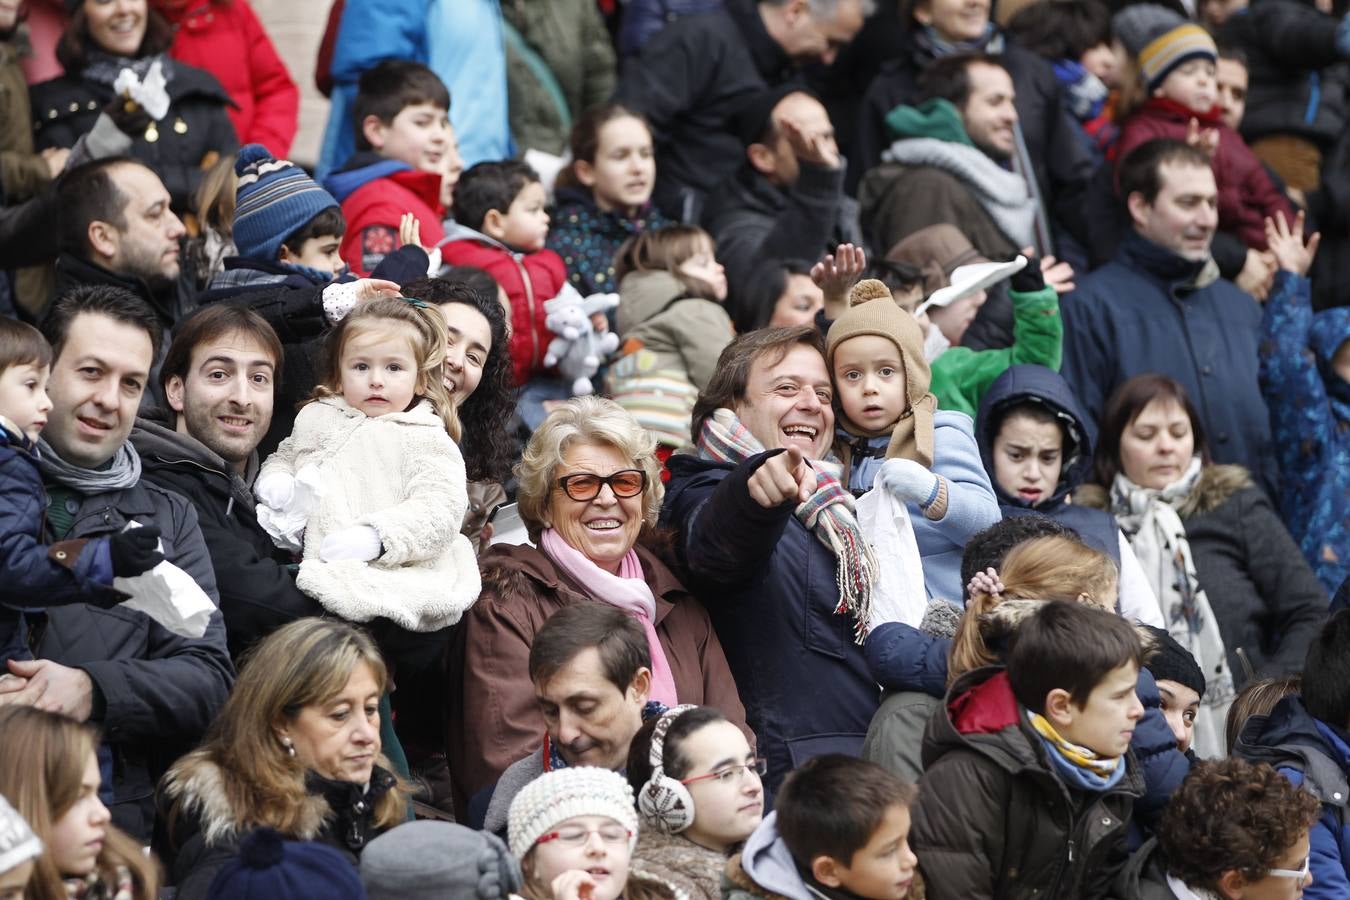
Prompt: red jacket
<box><xmin>325</xmin><ymin>155</ymin><xmax>444</xmax><ymax>277</ymax></box>
<box><xmin>1116</xmin><ymin>98</ymin><xmax>1292</xmax><ymax>251</ymax></box>
<box><xmin>440</xmin><ymin>224</ymin><xmax>568</xmax><ymax>385</ymax></box>
<box><xmin>154</xmin><ymin>0</ymin><xmax>299</xmax><ymax>155</ymax></box>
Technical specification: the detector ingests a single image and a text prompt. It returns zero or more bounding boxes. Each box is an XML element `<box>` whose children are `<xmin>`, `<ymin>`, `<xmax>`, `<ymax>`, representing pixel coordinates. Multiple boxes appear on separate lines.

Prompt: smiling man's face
<box><xmin>165</xmin><ymin>329</ymin><xmax>277</xmax><ymax>473</ymax></box>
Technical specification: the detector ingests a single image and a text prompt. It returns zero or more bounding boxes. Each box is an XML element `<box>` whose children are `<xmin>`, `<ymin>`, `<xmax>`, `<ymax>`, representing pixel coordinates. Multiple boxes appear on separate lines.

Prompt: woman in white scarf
<box><xmin>1081</xmin><ymin>376</ymin><xmax>1327</xmax><ymax>759</ymax></box>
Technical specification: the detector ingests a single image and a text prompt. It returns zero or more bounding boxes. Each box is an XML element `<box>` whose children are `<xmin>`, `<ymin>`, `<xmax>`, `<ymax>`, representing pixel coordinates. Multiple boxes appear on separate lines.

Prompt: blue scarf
<box><xmin>1028</xmin><ymin>710</ymin><xmax>1127</xmax><ymax>792</ymax></box>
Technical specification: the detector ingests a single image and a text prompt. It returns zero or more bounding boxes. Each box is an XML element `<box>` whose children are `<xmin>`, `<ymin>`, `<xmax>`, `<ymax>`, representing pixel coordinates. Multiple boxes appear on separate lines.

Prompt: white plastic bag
<box><xmin>855</xmin><ymin>487</ymin><xmax>928</xmax><ymax>631</ymax></box>
<box><xmin>114</xmin><ymin>559</ymin><xmax>215</xmax><ymax>638</ymax></box>
<box><xmin>111</xmin><ymin>60</ymin><xmax>170</xmax><ymax>121</ymax></box>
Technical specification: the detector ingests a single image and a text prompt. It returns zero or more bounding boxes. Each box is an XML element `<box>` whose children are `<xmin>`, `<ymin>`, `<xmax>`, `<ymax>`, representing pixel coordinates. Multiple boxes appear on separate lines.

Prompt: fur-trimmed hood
<box><xmin>630</xmin><ymin>829</ymin><xmax>728</xmax><ymax>900</ymax></box>
<box><xmin>1071</xmin><ymin>464</ymin><xmax>1253</xmax><ymax>520</ymax></box>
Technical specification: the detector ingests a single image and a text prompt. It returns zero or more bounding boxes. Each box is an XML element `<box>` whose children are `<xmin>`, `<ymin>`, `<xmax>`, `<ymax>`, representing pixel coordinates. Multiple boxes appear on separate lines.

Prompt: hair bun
<box><xmin>848</xmin><ymin>279</ymin><xmax>892</xmax><ymax>308</ymax></box>
<box><xmin>238</xmin><ymin>827</ymin><xmax>286</xmax><ymax>869</ymax></box>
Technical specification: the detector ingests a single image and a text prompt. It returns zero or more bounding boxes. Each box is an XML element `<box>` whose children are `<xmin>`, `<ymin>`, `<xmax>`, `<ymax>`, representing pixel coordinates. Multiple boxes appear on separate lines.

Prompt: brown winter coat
<box><xmin>0</xmin><ymin>38</ymin><xmax>49</xmax><ymax>204</ymax></box>
<box><xmin>857</xmin><ymin>163</ymin><xmax>1020</xmax><ymax>260</ymax></box>
<box><xmin>448</xmin><ymin>540</ymin><xmax>749</xmax><ymax>803</ymax></box>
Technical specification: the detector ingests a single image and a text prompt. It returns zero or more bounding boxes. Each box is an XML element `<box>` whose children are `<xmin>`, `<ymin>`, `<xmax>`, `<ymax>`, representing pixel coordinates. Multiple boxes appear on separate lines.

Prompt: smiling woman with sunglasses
<box><xmin>625</xmin><ymin>706</ymin><xmax>765</xmax><ymax>899</ymax></box>
<box><xmin>1118</xmin><ymin>756</ymin><xmax>1321</xmax><ymax>900</ymax></box>
<box><xmin>450</xmin><ymin>396</ymin><xmax>748</xmax><ymax>806</ymax></box>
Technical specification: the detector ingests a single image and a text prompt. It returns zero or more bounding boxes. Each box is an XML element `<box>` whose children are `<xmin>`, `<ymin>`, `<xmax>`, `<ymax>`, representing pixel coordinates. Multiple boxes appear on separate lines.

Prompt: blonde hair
<box><xmin>949</xmin><ymin>536</ymin><xmax>1120</xmax><ymax>682</ymax></box>
<box><xmin>515</xmin><ymin>395</ymin><xmax>664</xmax><ymax>542</ymax></box>
<box><xmin>0</xmin><ymin>707</ymin><xmax>159</xmax><ymax>900</ymax></box>
<box><xmin>163</xmin><ymin>619</ymin><xmax>407</xmax><ymax>839</ymax></box>
<box><xmin>313</xmin><ymin>297</ymin><xmax>461</xmax><ymax>440</ymax></box>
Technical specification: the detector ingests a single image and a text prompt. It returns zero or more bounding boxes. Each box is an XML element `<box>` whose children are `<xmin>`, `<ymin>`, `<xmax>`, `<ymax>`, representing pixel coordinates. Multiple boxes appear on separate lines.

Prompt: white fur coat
<box><xmin>260</xmin><ymin>396</ymin><xmax>481</xmax><ymax>631</ymax></box>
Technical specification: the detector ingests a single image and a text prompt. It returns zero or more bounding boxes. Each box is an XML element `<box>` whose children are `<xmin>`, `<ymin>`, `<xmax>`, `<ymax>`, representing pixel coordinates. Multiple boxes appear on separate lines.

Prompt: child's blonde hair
<box><xmin>313</xmin><ymin>297</ymin><xmax>461</xmax><ymax>440</ymax></box>
<box><xmin>949</xmin><ymin>535</ymin><xmax>1120</xmax><ymax>683</ymax></box>
<box><xmin>614</xmin><ymin>225</ymin><xmax>720</xmax><ymax>300</ymax></box>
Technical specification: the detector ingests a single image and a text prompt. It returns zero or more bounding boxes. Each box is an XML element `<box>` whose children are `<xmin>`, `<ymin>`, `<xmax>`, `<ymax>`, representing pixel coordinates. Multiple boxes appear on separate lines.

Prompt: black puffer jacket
<box><xmin>911</xmin><ymin>666</ymin><xmax>1144</xmax><ymax>900</ymax></box>
<box><xmin>30</xmin><ymin>60</ymin><xmax>238</xmax><ymax>212</ymax></box>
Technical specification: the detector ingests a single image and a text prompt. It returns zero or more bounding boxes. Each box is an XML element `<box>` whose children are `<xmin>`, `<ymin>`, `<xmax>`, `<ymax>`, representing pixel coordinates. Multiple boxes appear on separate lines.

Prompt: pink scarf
<box><xmin>539</xmin><ymin>528</ymin><xmax>679</xmax><ymax>706</ymax></box>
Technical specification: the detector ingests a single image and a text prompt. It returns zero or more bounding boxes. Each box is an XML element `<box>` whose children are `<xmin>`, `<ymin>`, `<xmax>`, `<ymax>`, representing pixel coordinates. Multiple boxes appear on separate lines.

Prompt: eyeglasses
<box><xmin>555</xmin><ymin>470</ymin><xmax>647</xmax><ymax>502</ymax></box>
<box><xmin>1268</xmin><ymin>856</ymin><xmax>1311</xmax><ymax>883</ymax></box>
<box><xmin>535</xmin><ymin>823</ymin><xmax>631</xmax><ymax>848</ymax></box>
<box><xmin>680</xmin><ymin>758</ymin><xmax>769</xmax><ymax>787</ymax></box>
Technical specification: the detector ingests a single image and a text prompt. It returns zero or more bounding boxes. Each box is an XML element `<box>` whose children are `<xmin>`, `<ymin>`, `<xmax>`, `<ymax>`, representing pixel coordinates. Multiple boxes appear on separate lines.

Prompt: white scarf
<box><xmin>1166</xmin><ymin>873</ymin><xmax>1225</xmax><ymax>900</ymax></box>
<box><xmin>1112</xmin><ymin>457</ymin><xmax>1236</xmax><ymax>759</ymax></box>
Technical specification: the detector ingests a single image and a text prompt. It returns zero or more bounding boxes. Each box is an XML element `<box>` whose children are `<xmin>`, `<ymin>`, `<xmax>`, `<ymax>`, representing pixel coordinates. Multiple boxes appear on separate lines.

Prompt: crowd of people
<box><xmin>1</xmin><ymin>0</ymin><xmax>1350</xmax><ymax>896</ymax></box>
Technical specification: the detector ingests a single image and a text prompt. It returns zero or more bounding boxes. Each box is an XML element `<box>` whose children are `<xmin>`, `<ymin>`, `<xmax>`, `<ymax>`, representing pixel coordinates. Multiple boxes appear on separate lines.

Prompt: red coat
<box><xmin>155</xmin><ymin>0</ymin><xmax>299</xmax><ymax>156</ymax></box>
<box><xmin>327</xmin><ymin>158</ymin><xmax>444</xmax><ymax>277</ymax></box>
<box><xmin>1116</xmin><ymin>98</ymin><xmax>1292</xmax><ymax>251</ymax></box>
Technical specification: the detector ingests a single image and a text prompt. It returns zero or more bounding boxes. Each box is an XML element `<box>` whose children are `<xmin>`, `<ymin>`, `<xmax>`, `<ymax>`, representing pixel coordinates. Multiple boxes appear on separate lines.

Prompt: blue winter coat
<box><xmin>616</xmin><ymin>0</ymin><xmax>724</xmax><ymax>57</ymax></box>
<box><xmin>661</xmin><ymin>450</ymin><xmax>880</xmax><ymax>795</ymax></box>
<box><xmin>975</xmin><ymin>364</ymin><xmax>1121</xmax><ymax>562</ymax></box>
<box><xmin>0</xmin><ymin>426</ymin><xmax>120</xmax><ymax>663</ymax></box>
<box><xmin>1236</xmin><ymin>695</ymin><xmax>1350</xmax><ymax>900</ymax></box>
<box><xmin>1259</xmin><ymin>270</ymin><xmax>1350</xmax><ymax>596</ymax></box>
<box><xmin>1061</xmin><ymin>231</ymin><xmax>1279</xmax><ymax>498</ymax></box>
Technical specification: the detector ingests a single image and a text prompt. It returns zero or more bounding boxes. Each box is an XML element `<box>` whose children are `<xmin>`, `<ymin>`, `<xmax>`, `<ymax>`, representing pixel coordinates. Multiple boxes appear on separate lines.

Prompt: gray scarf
<box><xmin>36</xmin><ymin>438</ymin><xmax>141</xmax><ymax>493</ymax></box>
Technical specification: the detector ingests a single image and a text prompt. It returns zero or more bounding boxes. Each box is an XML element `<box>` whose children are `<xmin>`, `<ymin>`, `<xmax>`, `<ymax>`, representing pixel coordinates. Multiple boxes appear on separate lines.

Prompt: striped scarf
<box><xmin>1027</xmin><ymin>710</ymin><xmax>1124</xmax><ymax>787</ymax></box>
<box><xmin>697</xmin><ymin>408</ymin><xmax>878</xmax><ymax>642</ymax></box>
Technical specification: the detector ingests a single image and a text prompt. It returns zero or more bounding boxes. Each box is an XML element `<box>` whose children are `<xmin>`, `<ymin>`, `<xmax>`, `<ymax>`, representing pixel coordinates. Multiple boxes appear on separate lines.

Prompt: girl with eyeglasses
<box><xmin>625</xmin><ymin>706</ymin><xmax>765</xmax><ymax>899</ymax></box>
<box><xmin>507</xmin><ymin>767</ymin><xmax>677</xmax><ymax>900</ymax></box>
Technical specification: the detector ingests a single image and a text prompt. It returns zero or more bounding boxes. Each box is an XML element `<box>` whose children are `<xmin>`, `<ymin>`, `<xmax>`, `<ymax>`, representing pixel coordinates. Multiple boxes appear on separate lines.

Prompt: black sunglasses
<box><xmin>555</xmin><ymin>469</ymin><xmax>648</xmax><ymax>502</ymax></box>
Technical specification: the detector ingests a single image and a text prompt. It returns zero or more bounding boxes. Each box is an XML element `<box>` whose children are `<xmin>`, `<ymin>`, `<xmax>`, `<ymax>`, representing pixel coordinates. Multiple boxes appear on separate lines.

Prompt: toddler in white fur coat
<box><xmin>255</xmin><ymin>296</ymin><xmax>481</xmax><ymax>632</ymax></box>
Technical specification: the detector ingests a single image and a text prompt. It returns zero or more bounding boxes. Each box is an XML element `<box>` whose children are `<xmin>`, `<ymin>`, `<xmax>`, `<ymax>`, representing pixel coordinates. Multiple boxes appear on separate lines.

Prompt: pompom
<box><xmin>237</xmin><ymin>827</ymin><xmax>286</xmax><ymax>869</ymax></box>
<box><xmin>234</xmin><ymin>143</ymin><xmax>274</xmax><ymax>176</ymax></box>
<box><xmin>848</xmin><ymin>278</ymin><xmax>893</xmax><ymax>308</ymax></box>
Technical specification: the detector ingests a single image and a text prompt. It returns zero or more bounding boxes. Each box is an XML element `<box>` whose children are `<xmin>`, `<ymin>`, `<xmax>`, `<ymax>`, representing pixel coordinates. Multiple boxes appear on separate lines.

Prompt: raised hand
<box><xmin>1264</xmin><ymin>210</ymin><xmax>1321</xmax><ymax>277</ymax></box>
<box><xmin>811</xmin><ymin>244</ymin><xmax>867</xmax><ymax>319</ymax></box>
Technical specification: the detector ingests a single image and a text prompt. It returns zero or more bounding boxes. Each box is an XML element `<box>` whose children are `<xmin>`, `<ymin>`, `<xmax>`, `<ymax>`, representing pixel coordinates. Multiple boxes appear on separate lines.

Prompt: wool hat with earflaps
<box><xmin>233</xmin><ymin>143</ymin><xmax>341</xmax><ymax>266</ymax></box>
<box><xmin>1138</xmin><ymin>23</ymin><xmax>1217</xmax><ymax>94</ymax></box>
<box><xmin>826</xmin><ymin>279</ymin><xmax>937</xmax><ymax>467</ymax></box>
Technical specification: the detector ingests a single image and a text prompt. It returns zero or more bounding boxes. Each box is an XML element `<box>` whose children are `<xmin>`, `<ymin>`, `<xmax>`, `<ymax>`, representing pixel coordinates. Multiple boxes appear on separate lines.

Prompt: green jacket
<box><xmin>501</xmin><ymin>0</ymin><xmax>616</xmax><ymax>156</ymax></box>
<box><xmin>930</xmin><ymin>283</ymin><xmax>1061</xmax><ymax>418</ymax></box>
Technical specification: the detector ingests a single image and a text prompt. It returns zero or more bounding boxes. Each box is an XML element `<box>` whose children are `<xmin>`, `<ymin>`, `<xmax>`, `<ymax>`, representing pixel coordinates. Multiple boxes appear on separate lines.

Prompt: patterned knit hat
<box><xmin>0</xmin><ymin>793</ymin><xmax>40</xmax><ymax>875</ymax></box>
<box><xmin>825</xmin><ymin>279</ymin><xmax>937</xmax><ymax>467</ymax></box>
<box><xmin>233</xmin><ymin>144</ymin><xmax>341</xmax><ymax>265</ymax></box>
<box><xmin>1138</xmin><ymin>23</ymin><xmax>1217</xmax><ymax>94</ymax></box>
<box><xmin>1110</xmin><ymin>3</ymin><xmax>1186</xmax><ymax>57</ymax></box>
<box><xmin>507</xmin><ymin>767</ymin><xmax>639</xmax><ymax>860</ymax></box>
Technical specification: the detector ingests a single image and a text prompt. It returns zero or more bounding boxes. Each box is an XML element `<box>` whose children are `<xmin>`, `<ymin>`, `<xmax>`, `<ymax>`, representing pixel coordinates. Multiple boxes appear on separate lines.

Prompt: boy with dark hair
<box><xmin>912</xmin><ymin>600</ymin><xmax>1146</xmax><ymax>899</ymax></box>
<box><xmin>323</xmin><ymin>60</ymin><xmax>453</xmax><ymax>276</ymax></box>
<box><xmin>440</xmin><ymin>160</ymin><xmax>569</xmax><ymax>391</ymax></box>
<box><xmin>725</xmin><ymin>754</ymin><xmax>921</xmax><ymax>899</ymax></box>
<box><xmin>1236</xmin><ymin>609</ymin><xmax>1350</xmax><ymax>898</ymax></box>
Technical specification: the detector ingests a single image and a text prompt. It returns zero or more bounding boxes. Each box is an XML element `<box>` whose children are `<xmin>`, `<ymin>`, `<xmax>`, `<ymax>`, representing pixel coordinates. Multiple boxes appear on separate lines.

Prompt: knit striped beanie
<box><xmin>233</xmin><ymin>144</ymin><xmax>341</xmax><ymax>265</ymax></box>
<box><xmin>1138</xmin><ymin>23</ymin><xmax>1217</xmax><ymax>94</ymax></box>
<box><xmin>507</xmin><ymin>767</ymin><xmax>639</xmax><ymax>860</ymax></box>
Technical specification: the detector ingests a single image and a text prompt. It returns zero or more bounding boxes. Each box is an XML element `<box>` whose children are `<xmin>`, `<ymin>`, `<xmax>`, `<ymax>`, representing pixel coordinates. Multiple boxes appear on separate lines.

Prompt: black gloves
<box><xmin>109</xmin><ymin>526</ymin><xmax>164</xmax><ymax>577</ymax></box>
<box><xmin>1009</xmin><ymin>256</ymin><xmax>1046</xmax><ymax>294</ymax></box>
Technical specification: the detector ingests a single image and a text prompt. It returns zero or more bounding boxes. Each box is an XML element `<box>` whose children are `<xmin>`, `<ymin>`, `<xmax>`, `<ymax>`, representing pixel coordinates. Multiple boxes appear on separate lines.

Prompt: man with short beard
<box><xmin>1061</xmin><ymin>138</ymin><xmax>1279</xmax><ymax>498</ymax></box>
<box><xmin>53</xmin><ymin>156</ymin><xmax>194</xmax><ymax>328</ymax></box>
<box><xmin>131</xmin><ymin>304</ymin><xmax>322</xmax><ymax>659</ymax></box>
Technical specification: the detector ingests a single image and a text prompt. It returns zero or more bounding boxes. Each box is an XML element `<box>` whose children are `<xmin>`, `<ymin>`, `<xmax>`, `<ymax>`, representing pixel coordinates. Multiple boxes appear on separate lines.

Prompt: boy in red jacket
<box><xmin>439</xmin><ymin>161</ymin><xmax>570</xmax><ymax>398</ymax></box>
<box><xmin>1116</xmin><ymin>23</ymin><xmax>1292</xmax><ymax>258</ymax></box>
<box><xmin>322</xmin><ymin>60</ymin><xmax>452</xmax><ymax>277</ymax></box>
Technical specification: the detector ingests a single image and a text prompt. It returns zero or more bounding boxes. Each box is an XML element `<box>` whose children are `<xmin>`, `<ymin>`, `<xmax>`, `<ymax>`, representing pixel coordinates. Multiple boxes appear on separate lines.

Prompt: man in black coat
<box><xmin>131</xmin><ymin>304</ymin><xmax>323</xmax><ymax>661</ymax></box>
<box><xmin>615</xmin><ymin>0</ymin><xmax>869</xmax><ymax>222</ymax></box>
<box><xmin>0</xmin><ymin>285</ymin><xmax>234</xmax><ymax>841</ymax></box>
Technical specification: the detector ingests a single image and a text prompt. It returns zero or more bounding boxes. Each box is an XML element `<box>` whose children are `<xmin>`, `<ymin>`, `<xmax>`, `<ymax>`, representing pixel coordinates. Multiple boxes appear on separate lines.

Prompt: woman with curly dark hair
<box><xmin>1116</xmin><ymin>756</ymin><xmax>1321</xmax><ymax>898</ymax></box>
<box><xmin>404</xmin><ymin>270</ymin><xmax>515</xmax><ymax>552</ymax></box>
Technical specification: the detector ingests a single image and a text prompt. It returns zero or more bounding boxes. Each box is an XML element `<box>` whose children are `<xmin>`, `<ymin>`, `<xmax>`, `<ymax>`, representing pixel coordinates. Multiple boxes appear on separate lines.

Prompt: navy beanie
<box><xmin>206</xmin><ymin>828</ymin><xmax>368</xmax><ymax>900</ymax></box>
<box><xmin>1143</xmin><ymin>625</ymin><xmax>1207</xmax><ymax>698</ymax></box>
<box><xmin>233</xmin><ymin>144</ymin><xmax>342</xmax><ymax>265</ymax></box>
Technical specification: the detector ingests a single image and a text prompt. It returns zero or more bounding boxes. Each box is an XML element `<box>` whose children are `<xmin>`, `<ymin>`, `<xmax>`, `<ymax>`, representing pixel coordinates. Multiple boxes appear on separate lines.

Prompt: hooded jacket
<box><xmin>1235</xmin><ymin>695</ymin><xmax>1350</xmax><ymax>900</ymax></box>
<box><xmin>1060</xmin><ymin>231</ymin><xmax>1279</xmax><ymax>499</ymax></box>
<box><xmin>545</xmin><ymin>185</ymin><xmax>672</xmax><ymax>296</ymax></box>
<box><xmin>131</xmin><ymin>415</ymin><xmax>321</xmax><ymax>661</ymax></box>
<box><xmin>911</xmin><ymin>666</ymin><xmax>1144</xmax><ymax>900</ymax></box>
<box><xmin>1259</xmin><ymin>271</ymin><xmax>1350</xmax><ymax>596</ymax></box>
<box><xmin>323</xmin><ymin>152</ymin><xmax>444</xmax><ymax>277</ymax></box>
<box><xmin>1077</xmin><ymin>465</ymin><xmax>1327</xmax><ymax>685</ymax></box>
<box><xmin>438</xmin><ymin>220</ymin><xmax>569</xmax><ymax>386</ymax></box>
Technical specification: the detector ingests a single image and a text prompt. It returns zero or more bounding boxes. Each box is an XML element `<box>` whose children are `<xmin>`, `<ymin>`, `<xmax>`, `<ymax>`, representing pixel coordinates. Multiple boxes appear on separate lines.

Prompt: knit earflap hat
<box><xmin>507</xmin><ymin>767</ymin><xmax>640</xmax><ymax>861</ymax></box>
<box><xmin>0</xmin><ymin>793</ymin><xmax>41</xmax><ymax>875</ymax></box>
<box><xmin>233</xmin><ymin>143</ymin><xmax>341</xmax><ymax>266</ymax></box>
<box><xmin>825</xmin><ymin>279</ymin><xmax>936</xmax><ymax>467</ymax></box>
<box><xmin>361</xmin><ymin>821</ymin><xmax>523</xmax><ymax>900</ymax></box>
<box><xmin>1138</xmin><ymin>23</ymin><xmax>1217</xmax><ymax>94</ymax></box>
<box><xmin>205</xmin><ymin>828</ymin><xmax>368</xmax><ymax>900</ymax></box>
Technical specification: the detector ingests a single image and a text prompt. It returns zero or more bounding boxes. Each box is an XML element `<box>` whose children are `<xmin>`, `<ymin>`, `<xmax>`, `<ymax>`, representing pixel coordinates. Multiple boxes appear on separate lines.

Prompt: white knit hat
<box><xmin>0</xmin><ymin>793</ymin><xmax>41</xmax><ymax>874</ymax></box>
<box><xmin>507</xmin><ymin>768</ymin><xmax>640</xmax><ymax>859</ymax></box>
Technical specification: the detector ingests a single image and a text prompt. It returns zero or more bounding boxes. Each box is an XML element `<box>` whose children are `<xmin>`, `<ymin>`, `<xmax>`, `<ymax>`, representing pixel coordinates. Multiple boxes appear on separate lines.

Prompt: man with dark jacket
<box><xmin>704</xmin><ymin>88</ymin><xmax>861</xmax><ymax>329</ymax></box>
<box><xmin>0</xmin><ymin>285</ymin><xmax>233</xmax><ymax>841</ymax></box>
<box><xmin>131</xmin><ymin>304</ymin><xmax>323</xmax><ymax>660</ymax></box>
<box><xmin>1061</xmin><ymin>139</ymin><xmax>1280</xmax><ymax>499</ymax></box>
<box><xmin>615</xmin><ymin>0</ymin><xmax>869</xmax><ymax>222</ymax></box>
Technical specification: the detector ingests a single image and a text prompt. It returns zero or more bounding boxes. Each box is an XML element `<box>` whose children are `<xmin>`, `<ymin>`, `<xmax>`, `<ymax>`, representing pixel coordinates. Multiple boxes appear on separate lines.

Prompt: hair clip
<box><xmin>397</xmin><ymin>295</ymin><xmax>429</xmax><ymax>309</ymax></box>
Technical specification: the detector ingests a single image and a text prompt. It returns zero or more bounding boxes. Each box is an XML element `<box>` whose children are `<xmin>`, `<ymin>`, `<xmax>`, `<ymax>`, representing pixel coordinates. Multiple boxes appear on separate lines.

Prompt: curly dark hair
<box><xmin>402</xmin><ymin>273</ymin><xmax>515</xmax><ymax>483</ymax></box>
<box><xmin>1158</xmin><ymin>758</ymin><xmax>1322</xmax><ymax>891</ymax></box>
